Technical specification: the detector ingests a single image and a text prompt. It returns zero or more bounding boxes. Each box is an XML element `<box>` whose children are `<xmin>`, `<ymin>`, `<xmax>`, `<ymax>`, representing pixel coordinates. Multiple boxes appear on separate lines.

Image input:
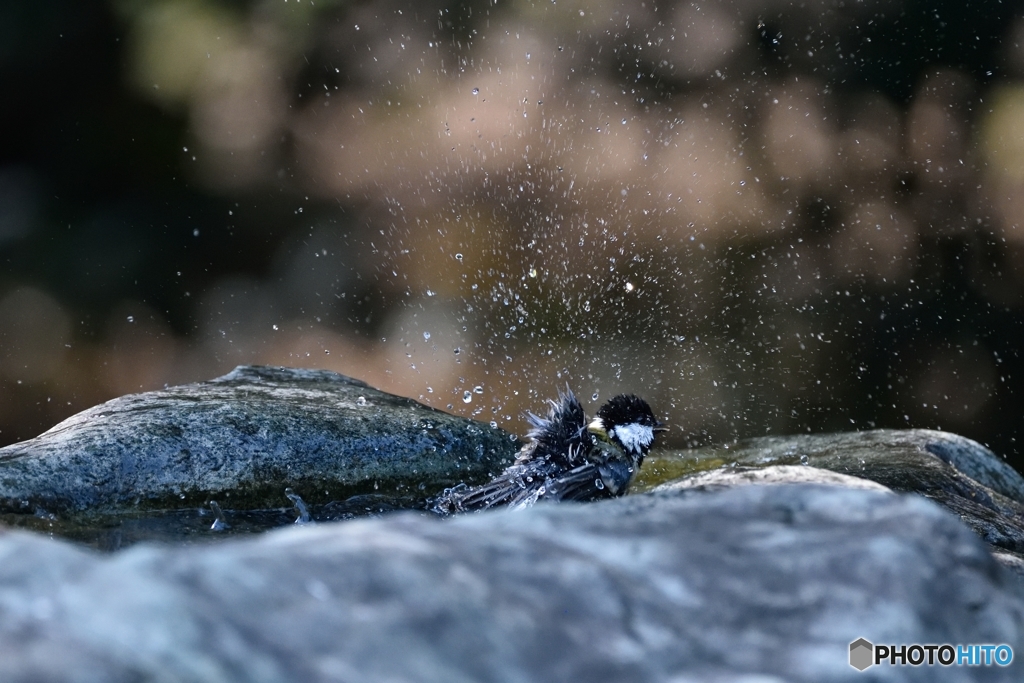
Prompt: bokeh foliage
<box><xmin>1</xmin><ymin>0</ymin><xmax>1023</xmax><ymax>469</ymax></box>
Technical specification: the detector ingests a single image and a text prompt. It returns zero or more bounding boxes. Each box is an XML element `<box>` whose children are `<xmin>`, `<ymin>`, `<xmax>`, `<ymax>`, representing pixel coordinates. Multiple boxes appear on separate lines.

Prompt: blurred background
<box><xmin>2</xmin><ymin>0</ymin><xmax>1024</xmax><ymax>468</ymax></box>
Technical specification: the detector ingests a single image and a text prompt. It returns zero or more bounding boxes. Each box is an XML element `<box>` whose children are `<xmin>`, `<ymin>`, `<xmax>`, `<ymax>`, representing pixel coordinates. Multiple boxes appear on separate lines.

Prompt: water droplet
<box><xmin>595</xmin><ymin>478</ymin><xmax>605</xmax><ymax>490</ymax></box>
<box><xmin>462</xmin><ymin>391</ymin><xmax>473</xmax><ymax>403</ymax></box>
<box><xmin>356</xmin><ymin>396</ymin><xmax>368</xmax><ymax>406</ymax></box>
<box><xmin>529</xmin><ymin>267</ymin><xmax>537</xmax><ymax>277</ymax></box>
<box><xmin>453</xmin><ymin>347</ymin><xmax>460</xmax><ymax>355</ymax></box>
<box><xmin>192</xmin><ymin>228</ymin><xmax>200</xmax><ymax>237</ymax></box>
<box><xmin>455</xmin><ymin>253</ymin><xmax>464</xmax><ymax>261</ymax></box>
<box><xmin>592</xmin><ymin>392</ymin><xmax>599</xmax><ymax>401</ymax></box>
<box><xmin>490</xmin><ymin>421</ymin><xmax>498</xmax><ymax>428</ymax></box>
<box><xmin>799</xmin><ymin>454</ymin><xmax>809</xmax><ymax>465</ymax></box>
<box><xmin>272</xmin><ymin>324</ymin><xmax>279</xmax><ymax>331</ymax></box>
<box><xmin>423</xmin><ymin>331</ymin><xmax>431</xmax><ymax>341</ymax></box>
<box><xmin>126</xmin><ymin>316</ymin><xmax>134</xmax><ymax>323</ymax></box>
<box><xmin>625</xmin><ymin>282</ymin><xmax>635</xmax><ymax>292</ymax></box>
<box><xmin>472</xmin><ymin>87</ymin><xmax>479</xmax><ymax>95</ymax></box>
<box><xmin>473</xmin><ymin>385</ymin><xmax>483</xmax><ymax>394</ymax></box>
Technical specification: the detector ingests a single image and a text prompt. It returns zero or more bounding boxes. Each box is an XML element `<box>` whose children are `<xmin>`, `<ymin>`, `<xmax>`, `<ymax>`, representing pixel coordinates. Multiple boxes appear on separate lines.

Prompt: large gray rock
<box><xmin>0</xmin><ymin>484</ymin><xmax>1021</xmax><ymax>682</ymax></box>
<box><xmin>1</xmin><ymin>370</ymin><xmax>1022</xmax><ymax>681</ymax></box>
<box><xmin>0</xmin><ymin>365</ymin><xmax>516</xmax><ymax>516</ymax></box>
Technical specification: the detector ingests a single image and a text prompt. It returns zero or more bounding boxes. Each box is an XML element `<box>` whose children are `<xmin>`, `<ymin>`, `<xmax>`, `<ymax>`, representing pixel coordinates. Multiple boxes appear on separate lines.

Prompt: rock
<box><xmin>0</xmin><ymin>365</ymin><xmax>517</xmax><ymax>516</ymax></box>
<box><xmin>716</xmin><ymin>430</ymin><xmax>1024</xmax><ymax>503</ymax></box>
<box><xmin>0</xmin><ymin>484</ymin><xmax>1021</xmax><ymax>682</ymax></box>
<box><xmin>658</xmin><ymin>463</ymin><xmax>893</xmax><ymax>492</ymax></box>
<box><xmin>639</xmin><ymin>430</ymin><xmax>1024</xmax><ymax>559</ymax></box>
<box><xmin>919</xmin><ymin>431</ymin><xmax>1024</xmax><ymax>503</ymax></box>
<box><xmin>1</xmin><ymin>377</ymin><xmax>1022</xmax><ymax>680</ymax></box>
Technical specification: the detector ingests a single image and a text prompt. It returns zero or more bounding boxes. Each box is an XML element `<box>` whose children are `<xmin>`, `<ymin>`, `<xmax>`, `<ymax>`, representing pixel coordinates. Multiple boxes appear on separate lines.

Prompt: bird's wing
<box><xmin>444</xmin><ymin>475</ymin><xmax>525</xmax><ymax>511</ymax></box>
<box><xmin>432</xmin><ymin>462</ymin><xmax>547</xmax><ymax>513</ymax></box>
<box><xmin>542</xmin><ymin>462</ymin><xmax>615</xmax><ymax>502</ymax></box>
<box><xmin>432</xmin><ymin>459</ymin><xmax>616</xmax><ymax>513</ymax></box>
<box><xmin>432</xmin><ymin>387</ymin><xmax>603</xmax><ymax>514</ymax></box>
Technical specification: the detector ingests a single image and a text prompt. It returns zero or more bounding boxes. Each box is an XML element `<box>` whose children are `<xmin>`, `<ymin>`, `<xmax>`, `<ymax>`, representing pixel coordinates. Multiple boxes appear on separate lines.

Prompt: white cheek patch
<box><xmin>610</xmin><ymin>423</ymin><xmax>655</xmax><ymax>455</ymax></box>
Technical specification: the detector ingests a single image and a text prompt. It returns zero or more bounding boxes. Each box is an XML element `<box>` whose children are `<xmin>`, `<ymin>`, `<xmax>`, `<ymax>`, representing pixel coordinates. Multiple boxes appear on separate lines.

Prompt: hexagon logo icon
<box><xmin>849</xmin><ymin>638</ymin><xmax>874</xmax><ymax>671</ymax></box>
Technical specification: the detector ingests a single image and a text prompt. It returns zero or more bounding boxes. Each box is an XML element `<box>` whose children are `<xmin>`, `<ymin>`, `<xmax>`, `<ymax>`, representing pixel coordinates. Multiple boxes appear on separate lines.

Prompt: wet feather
<box><xmin>432</xmin><ymin>387</ymin><xmax>660</xmax><ymax>514</ymax></box>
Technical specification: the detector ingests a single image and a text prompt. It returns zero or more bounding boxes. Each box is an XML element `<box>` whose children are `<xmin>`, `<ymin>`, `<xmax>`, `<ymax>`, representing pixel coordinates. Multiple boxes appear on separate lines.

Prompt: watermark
<box><xmin>849</xmin><ymin>638</ymin><xmax>1014</xmax><ymax>671</ymax></box>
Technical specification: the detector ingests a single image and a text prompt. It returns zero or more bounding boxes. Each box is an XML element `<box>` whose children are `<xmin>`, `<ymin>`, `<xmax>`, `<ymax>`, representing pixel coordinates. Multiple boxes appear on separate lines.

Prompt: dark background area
<box><xmin>2</xmin><ymin>0</ymin><xmax>1024</xmax><ymax>471</ymax></box>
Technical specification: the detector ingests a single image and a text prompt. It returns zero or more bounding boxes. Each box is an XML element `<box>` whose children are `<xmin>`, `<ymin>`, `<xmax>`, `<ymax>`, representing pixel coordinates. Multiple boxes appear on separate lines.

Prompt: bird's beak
<box><xmin>587</xmin><ymin>417</ymin><xmax>608</xmax><ymax>441</ymax></box>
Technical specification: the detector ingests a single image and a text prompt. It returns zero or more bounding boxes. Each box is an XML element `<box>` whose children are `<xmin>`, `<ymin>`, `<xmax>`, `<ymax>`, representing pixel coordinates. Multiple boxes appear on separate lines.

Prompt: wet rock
<box><xmin>0</xmin><ymin>365</ymin><xmax>516</xmax><ymax>516</ymax></box>
<box><xmin>0</xmin><ymin>484</ymin><xmax>1021</xmax><ymax>682</ymax></box>
<box><xmin>640</xmin><ymin>430</ymin><xmax>1024</xmax><ymax>560</ymax></box>
<box><xmin>658</xmin><ymin>463</ymin><xmax>893</xmax><ymax>492</ymax></box>
<box><xmin>1</xmin><ymin>412</ymin><xmax>1023</xmax><ymax>679</ymax></box>
<box><xmin>715</xmin><ymin>430</ymin><xmax>1024</xmax><ymax>503</ymax></box>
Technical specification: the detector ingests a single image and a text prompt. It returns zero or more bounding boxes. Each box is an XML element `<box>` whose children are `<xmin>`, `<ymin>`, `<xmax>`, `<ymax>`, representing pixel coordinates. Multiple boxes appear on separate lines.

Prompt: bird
<box><xmin>432</xmin><ymin>387</ymin><xmax>664</xmax><ymax>514</ymax></box>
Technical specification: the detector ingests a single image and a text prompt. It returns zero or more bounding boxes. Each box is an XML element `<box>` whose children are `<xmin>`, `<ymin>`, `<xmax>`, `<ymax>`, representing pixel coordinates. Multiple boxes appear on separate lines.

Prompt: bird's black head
<box><xmin>588</xmin><ymin>394</ymin><xmax>665</xmax><ymax>457</ymax></box>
